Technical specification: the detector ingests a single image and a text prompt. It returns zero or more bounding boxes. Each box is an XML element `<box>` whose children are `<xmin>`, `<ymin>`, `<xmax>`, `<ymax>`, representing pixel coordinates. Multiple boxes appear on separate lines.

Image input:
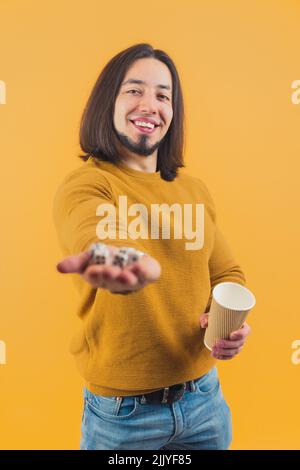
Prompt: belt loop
<box><xmin>115</xmin><ymin>396</ymin><xmax>123</xmax><ymax>414</ymax></box>
<box><xmin>162</xmin><ymin>387</ymin><xmax>169</xmax><ymax>404</ymax></box>
<box><xmin>190</xmin><ymin>380</ymin><xmax>196</xmax><ymax>392</ymax></box>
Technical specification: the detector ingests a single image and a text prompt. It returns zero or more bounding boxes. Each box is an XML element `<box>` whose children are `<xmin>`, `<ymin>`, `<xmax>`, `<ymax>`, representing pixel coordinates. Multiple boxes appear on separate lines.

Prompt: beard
<box><xmin>114</xmin><ymin>127</ymin><xmax>165</xmax><ymax>157</ymax></box>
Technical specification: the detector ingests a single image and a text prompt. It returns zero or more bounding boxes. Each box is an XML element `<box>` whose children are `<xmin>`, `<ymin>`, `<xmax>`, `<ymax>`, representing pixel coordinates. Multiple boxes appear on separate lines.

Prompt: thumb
<box><xmin>56</xmin><ymin>250</ymin><xmax>92</xmax><ymax>274</ymax></box>
<box><xmin>200</xmin><ymin>313</ymin><xmax>209</xmax><ymax>329</ymax></box>
<box><xmin>127</xmin><ymin>255</ymin><xmax>161</xmax><ymax>283</ymax></box>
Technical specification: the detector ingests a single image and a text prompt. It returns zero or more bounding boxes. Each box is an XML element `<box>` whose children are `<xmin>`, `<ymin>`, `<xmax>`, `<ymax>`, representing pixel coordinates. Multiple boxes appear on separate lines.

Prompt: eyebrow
<box><xmin>121</xmin><ymin>79</ymin><xmax>172</xmax><ymax>92</ymax></box>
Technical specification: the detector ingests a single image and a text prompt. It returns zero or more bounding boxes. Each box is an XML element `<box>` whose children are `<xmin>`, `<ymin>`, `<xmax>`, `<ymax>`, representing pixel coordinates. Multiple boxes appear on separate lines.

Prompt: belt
<box><xmin>132</xmin><ymin>381</ymin><xmax>195</xmax><ymax>405</ymax></box>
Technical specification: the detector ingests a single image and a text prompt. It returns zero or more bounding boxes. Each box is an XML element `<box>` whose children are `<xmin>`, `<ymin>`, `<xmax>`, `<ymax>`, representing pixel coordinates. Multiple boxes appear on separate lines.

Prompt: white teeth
<box><xmin>134</xmin><ymin>120</ymin><xmax>155</xmax><ymax>129</ymax></box>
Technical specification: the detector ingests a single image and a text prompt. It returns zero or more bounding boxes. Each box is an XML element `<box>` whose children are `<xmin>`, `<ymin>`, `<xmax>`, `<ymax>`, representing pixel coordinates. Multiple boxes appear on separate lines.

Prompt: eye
<box><xmin>127</xmin><ymin>89</ymin><xmax>140</xmax><ymax>95</ymax></box>
<box><xmin>159</xmin><ymin>94</ymin><xmax>170</xmax><ymax>101</ymax></box>
<box><xmin>127</xmin><ymin>90</ymin><xmax>170</xmax><ymax>101</ymax></box>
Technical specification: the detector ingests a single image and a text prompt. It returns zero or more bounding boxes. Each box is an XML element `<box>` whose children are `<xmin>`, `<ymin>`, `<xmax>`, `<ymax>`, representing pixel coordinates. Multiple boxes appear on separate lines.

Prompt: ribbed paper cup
<box><xmin>204</xmin><ymin>282</ymin><xmax>256</xmax><ymax>351</ymax></box>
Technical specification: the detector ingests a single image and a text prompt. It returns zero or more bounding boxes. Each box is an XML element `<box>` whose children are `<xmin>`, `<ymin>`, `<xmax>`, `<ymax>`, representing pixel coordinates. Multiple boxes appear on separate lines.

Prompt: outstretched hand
<box><xmin>56</xmin><ymin>244</ymin><xmax>161</xmax><ymax>294</ymax></box>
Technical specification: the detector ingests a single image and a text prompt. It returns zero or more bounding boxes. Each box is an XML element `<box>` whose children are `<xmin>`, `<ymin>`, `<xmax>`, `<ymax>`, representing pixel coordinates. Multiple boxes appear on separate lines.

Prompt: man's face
<box><xmin>113</xmin><ymin>58</ymin><xmax>173</xmax><ymax>158</ymax></box>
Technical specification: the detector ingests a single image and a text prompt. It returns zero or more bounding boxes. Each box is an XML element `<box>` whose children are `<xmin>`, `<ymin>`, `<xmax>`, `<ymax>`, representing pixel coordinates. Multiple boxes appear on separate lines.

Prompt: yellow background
<box><xmin>0</xmin><ymin>0</ymin><xmax>299</xmax><ymax>450</ymax></box>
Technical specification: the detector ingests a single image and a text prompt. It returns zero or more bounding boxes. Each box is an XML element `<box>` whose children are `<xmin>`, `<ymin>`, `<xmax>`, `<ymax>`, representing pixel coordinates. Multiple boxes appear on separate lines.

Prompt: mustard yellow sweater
<box><xmin>53</xmin><ymin>157</ymin><xmax>246</xmax><ymax>396</ymax></box>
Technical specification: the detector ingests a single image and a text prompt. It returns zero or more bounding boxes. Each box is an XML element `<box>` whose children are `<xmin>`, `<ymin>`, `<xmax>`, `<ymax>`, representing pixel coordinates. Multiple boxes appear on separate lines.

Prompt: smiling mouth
<box><xmin>129</xmin><ymin>120</ymin><xmax>160</xmax><ymax>134</ymax></box>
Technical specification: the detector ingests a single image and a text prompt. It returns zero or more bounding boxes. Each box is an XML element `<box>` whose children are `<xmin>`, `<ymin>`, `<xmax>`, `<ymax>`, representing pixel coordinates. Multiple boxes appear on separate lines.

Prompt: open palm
<box><xmin>56</xmin><ymin>244</ymin><xmax>161</xmax><ymax>294</ymax></box>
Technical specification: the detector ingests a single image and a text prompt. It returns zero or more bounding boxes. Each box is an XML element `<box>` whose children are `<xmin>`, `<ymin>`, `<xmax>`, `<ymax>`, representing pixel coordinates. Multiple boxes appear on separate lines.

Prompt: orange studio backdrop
<box><xmin>0</xmin><ymin>0</ymin><xmax>300</xmax><ymax>450</ymax></box>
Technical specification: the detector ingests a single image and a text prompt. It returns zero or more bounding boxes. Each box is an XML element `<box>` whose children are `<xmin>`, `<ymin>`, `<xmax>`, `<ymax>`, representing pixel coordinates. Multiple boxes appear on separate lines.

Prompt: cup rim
<box><xmin>212</xmin><ymin>281</ymin><xmax>256</xmax><ymax>311</ymax></box>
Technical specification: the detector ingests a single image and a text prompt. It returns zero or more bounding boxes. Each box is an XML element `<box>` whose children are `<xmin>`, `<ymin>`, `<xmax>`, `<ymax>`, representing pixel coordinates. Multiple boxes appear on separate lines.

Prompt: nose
<box><xmin>137</xmin><ymin>91</ymin><xmax>158</xmax><ymax>114</ymax></box>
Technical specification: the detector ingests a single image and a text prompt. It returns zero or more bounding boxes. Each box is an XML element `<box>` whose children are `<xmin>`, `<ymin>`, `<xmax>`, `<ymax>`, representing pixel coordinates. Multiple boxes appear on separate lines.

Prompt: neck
<box><xmin>118</xmin><ymin>149</ymin><xmax>158</xmax><ymax>173</ymax></box>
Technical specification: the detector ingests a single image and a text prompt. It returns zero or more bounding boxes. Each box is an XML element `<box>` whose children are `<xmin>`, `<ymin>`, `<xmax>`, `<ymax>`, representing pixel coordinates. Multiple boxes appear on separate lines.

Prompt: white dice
<box><xmin>113</xmin><ymin>247</ymin><xmax>145</xmax><ymax>268</ymax></box>
<box><xmin>89</xmin><ymin>243</ymin><xmax>110</xmax><ymax>265</ymax></box>
<box><xmin>89</xmin><ymin>243</ymin><xmax>145</xmax><ymax>269</ymax></box>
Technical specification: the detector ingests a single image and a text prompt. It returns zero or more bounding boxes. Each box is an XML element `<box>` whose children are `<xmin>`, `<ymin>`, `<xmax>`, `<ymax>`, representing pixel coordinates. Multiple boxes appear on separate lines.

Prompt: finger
<box><xmin>199</xmin><ymin>313</ymin><xmax>209</xmax><ymax>328</ymax></box>
<box><xmin>212</xmin><ymin>349</ymin><xmax>238</xmax><ymax>359</ymax></box>
<box><xmin>57</xmin><ymin>251</ymin><xmax>92</xmax><ymax>274</ymax></box>
<box><xmin>101</xmin><ymin>265</ymin><xmax>125</xmax><ymax>281</ymax></box>
<box><xmin>115</xmin><ymin>270</ymin><xmax>139</xmax><ymax>287</ymax></box>
<box><xmin>102</xmin><ymin>268</ymin><xmax>139</xmax><ymax>292</ymax></box>
<box><xmin>214</xmin><ymin>339</ymin><xmax>245</xmax><ymax>349</ymax></box>
<box><xmin>230</xmin><ymin>323</ymin><xmax>251</xmax><ymax>341</ymax></box>
<box><xmin>133</xmin><ymin>256</ymin><xmax>161</xmax><ymax>282</ymax></box>
<box><xmin>84</xmin><ymin>264</ymin><xmax>121</xmax><ymax>278</ymax></box>
<box><xmin>126</xmin><ymin>263</ymin><xmax>148</xmax><ymax>284</ymax></box>
<box><xmin>85</xmin><ymin>271</ymin><xmax>106</xmax><ymax>289</ymax></box>
<box><xmin>212</xmin><ymin>346</ymin><xmax>243</xmax><ymax>357</ymax></box>
<box><xmin>83</xmin><ymin>263</ymin><xmax>139</xmax><ymax>292</ymax></box>
<box><xmin>83</xmin><ymin>264</ymin><xmax>122</xmax><ymax>288</ymax></box>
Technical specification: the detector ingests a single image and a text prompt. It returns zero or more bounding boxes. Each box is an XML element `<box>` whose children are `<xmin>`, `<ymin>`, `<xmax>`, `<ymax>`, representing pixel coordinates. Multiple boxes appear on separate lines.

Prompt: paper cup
<box><xmin>204</xmin><ymin>282</ymin><xmax>256</xmax><ymax>351</ymax></box>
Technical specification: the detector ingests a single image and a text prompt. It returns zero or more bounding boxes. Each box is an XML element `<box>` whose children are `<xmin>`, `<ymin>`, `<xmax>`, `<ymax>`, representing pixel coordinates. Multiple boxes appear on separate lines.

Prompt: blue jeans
<box><xmin>80</xmin><ymin>366</ymin><xmax>232</xmax><ymax>450</ymax></box>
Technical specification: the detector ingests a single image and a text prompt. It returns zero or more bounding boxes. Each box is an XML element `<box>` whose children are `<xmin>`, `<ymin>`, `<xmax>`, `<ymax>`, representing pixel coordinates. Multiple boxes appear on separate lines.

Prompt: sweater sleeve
<box><xmin>200</xmin><ymin>182</ymin><xmax>246</xmax><ymax>314</ymax></box>
<box><xmin>204</xmin><ymin>226</ymin><xmax>246</xmax><ymax>312</ymax></box>
<box><xmin>52</xmin><ymin>166</ymin><xmax>143</xmax><ymax>257</ymax></box>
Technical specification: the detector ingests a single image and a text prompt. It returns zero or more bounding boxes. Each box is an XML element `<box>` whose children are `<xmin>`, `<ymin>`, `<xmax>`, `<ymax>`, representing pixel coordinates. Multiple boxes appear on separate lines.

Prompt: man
<box><xmin>53</xmin><ymin>43</ymin><xmax>251</xmax><ymax>450</ymax></box>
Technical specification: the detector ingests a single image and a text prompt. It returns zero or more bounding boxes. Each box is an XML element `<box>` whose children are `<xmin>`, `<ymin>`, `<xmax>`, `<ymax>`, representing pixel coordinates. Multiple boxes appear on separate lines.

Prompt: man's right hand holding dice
<box><xmin>56</xmin><ymin>243</ymin><xmax>161</xmax><ymax>294</ymax></box>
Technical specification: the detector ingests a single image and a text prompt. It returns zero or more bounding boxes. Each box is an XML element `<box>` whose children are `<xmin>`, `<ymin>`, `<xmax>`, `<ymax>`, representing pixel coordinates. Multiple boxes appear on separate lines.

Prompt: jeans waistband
<box><xmin>130</xmin><ymin>380</ymin><xmax>197</xmax><ymax>405</ymax></box>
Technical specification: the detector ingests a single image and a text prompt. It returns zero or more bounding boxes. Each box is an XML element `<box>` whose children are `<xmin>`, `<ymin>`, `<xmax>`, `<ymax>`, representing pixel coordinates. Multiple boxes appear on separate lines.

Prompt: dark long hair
<box><xmin>78</xmin><ymin>43</ymin><xmax>185</xmax><ymax>181</ymax></box>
